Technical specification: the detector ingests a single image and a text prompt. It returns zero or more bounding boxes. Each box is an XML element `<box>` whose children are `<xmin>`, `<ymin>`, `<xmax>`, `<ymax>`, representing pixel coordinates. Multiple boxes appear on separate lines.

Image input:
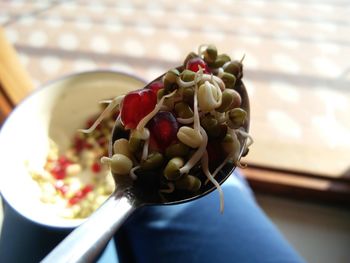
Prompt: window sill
<box><xmin>243</xmin><ymin>164</ymin><xmax>350</xmax><ymax>207</ymax></box>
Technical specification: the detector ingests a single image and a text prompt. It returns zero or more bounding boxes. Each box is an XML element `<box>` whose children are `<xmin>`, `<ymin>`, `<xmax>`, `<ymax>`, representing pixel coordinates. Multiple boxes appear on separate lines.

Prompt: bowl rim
<box><xmin>1</xmin><ymin>69</ymin><xmax>147</xmax><ymax>130</ymax></box>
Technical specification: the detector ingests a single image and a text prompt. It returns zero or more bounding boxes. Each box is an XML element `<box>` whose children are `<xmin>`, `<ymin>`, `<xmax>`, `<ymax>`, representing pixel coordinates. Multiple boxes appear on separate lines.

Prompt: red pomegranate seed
<box><xmin>147</xmin><ymin>111</ymin><xmax>179</xmax><ymax>151</ymax></box>
<box><xmin>120</xmin><ymin>89</ymin><xmax>157</xmax><ymax>129</ymax></box>
<box><xmin>51</xmin><ymin>165</ymin><xmax>66</xmax><ymax>180</ymax></box>
<box><xmin>58</xmin><ymin>156</ymin><xmax>72</xmax><ymax>167</ymax></box>
<box><xmin>68</xmin><ymin>185</ymin><xmax>93</xmax><ymax>206</ymax></box>
<box><xmin>68</xmin><ymin>196</ymin><xmax>80</xmax><ymax>206</ymax></box>
<box><xmin>85</xmin><ymin>143</ymin><xmax>94</xmax><ymax>149</ymax></box>
<box><xmin>73</xmin><ymin>135</ymin><xmax>87</xmax><ymax>153</ymax></box>
<box><xmin>186</xmin><ymin>57</ymin><xmax>210</xmax><ymax>73</ymax></box>
<box><xmin>97</xmin><ymin>137</ymin><xmax>107</xmax><ymax>146</ymax></box>
<box><xmin>82</xmin><ymin>185</ymin><xmax>94</xmax><ymax>195</ymax></box>
<box><xmin>148</xmin><ymin>80</ymin><xmax>164</xmax><ymax>95</ymax></box>
<box><xmin>148</xmin><ymin>133</ymin><xmax>161</xmax><ymax>152</ymax></box>
<box><xmin>91</xmin><ymin>162</ymin><xmax>101</xmax><ymax>173</ymax></box>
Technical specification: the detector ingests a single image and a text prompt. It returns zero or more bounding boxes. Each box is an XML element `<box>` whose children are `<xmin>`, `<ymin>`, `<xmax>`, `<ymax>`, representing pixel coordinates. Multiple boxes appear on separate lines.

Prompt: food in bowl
<box><xmin>84</xmin><ymin>45</ymin><xmax>252</xmax><ymax>212</ymax></box>
<box><xmin>27</xmin><ymin>106</ymin><xmax>117</xmax><ymax>219</ymax></box>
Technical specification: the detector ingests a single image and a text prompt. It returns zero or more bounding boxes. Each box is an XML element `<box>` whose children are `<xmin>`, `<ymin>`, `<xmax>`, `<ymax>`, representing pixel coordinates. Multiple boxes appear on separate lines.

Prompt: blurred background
<box><xmin>0</xmin><ymin>0</ymin><xmax>349</xmax><ymax>262</ymax></box>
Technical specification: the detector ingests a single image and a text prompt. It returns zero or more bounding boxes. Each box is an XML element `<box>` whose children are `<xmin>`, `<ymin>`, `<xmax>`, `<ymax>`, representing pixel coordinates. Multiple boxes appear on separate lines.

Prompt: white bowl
<box><xmin>0</xmin><ymin>70</ymin><xmax>146</xmax><ymax>228</ymax></box>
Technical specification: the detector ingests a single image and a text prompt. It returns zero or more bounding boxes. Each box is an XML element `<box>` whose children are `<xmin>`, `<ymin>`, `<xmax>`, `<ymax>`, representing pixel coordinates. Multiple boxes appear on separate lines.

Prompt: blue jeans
<box><xmin>0</xmin><ymin>171</ymin><xmax>305</xmax><ymax>263</ymax></box>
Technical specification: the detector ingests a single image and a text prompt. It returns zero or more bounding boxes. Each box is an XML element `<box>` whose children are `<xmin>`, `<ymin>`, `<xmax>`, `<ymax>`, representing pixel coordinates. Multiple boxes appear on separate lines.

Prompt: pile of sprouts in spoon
<box><xmin>82</xmin><ymin>44</ymin><xmax>253</xmax><ymax>212</ymax></box>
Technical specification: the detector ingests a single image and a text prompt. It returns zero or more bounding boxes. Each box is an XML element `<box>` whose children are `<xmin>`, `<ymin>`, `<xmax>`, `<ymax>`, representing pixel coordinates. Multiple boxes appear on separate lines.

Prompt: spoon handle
<box><xmin>41</xmin><ymin>193</ymin><xmax>135</xmax><ymax>263</ymax></box>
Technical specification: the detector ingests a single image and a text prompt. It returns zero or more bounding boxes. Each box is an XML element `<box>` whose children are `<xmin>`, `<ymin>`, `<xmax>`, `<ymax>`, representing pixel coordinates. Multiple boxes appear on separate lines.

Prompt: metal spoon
<box><xmin>42</xmin><ymin>73</ymin><xmax>250</xmax><ymax>263</ymax></box>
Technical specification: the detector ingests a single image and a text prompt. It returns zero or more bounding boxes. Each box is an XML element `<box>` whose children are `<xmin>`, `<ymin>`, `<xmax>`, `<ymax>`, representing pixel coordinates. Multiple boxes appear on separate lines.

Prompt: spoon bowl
<box><xmin>42</xmin><ymin>71</ymin><xmax>250</xmax><ymax>263</ymax></box>
<box><xmin>110</xmin><ymin>75</ymin><xmax>250</xmax><ymax>207</ymax></box>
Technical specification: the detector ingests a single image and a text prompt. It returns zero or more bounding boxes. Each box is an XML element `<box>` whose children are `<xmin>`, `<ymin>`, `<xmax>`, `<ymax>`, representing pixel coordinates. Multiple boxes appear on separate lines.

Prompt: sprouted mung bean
<box><xmin>27</xmin><ymin>108</ymin><xmax>116</xmax><ymax>219</ymax></box>
<box><xmin>83</xmin><ymin>44</ymin><xmax>253</xmax><ymax>213</ymax></box>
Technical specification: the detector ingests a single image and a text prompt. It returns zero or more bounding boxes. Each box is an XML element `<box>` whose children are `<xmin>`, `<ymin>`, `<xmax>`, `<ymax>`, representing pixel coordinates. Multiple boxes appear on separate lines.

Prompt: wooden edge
<box><xmin>242</xmin><ymin>165</ymin><xmax>350</xmax><ymax>207</ymax></box>
<box><xmin>0</xmin><ymin>83</ymin><xmax>13</xmax><ymax>124</ymax></box>
<box><xmin>0</xmin><ymin>27</ymin><xmax>34</xmax><ymax>105</ymax></box>
<box><xmin>246</xmin><ymin>163</ymin><xmax>350</xmax><ymax>182</ymax></box>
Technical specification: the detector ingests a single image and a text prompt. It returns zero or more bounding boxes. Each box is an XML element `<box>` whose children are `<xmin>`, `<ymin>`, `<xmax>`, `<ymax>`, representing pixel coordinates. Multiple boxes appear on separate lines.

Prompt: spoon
<box><xmin>41</xmin><ymin>72</ymin><xmax>250</xmax><ymax>263</ymax></box>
